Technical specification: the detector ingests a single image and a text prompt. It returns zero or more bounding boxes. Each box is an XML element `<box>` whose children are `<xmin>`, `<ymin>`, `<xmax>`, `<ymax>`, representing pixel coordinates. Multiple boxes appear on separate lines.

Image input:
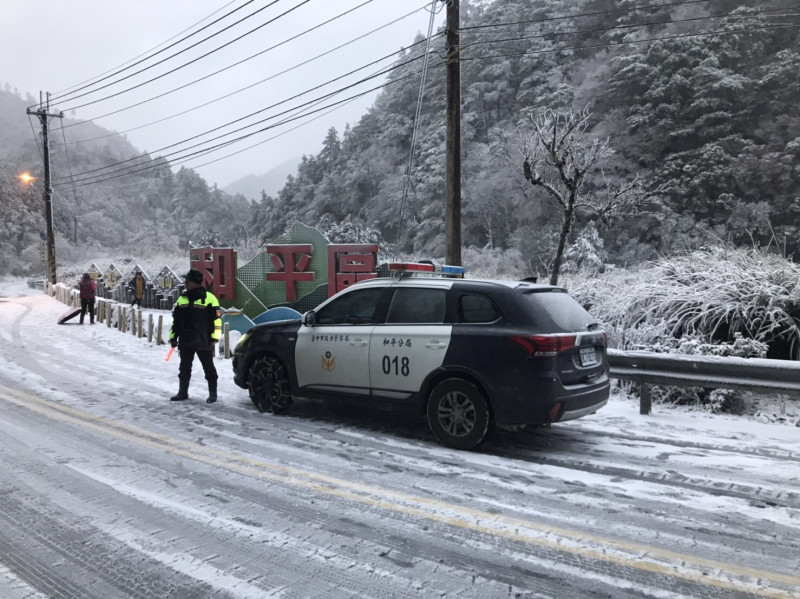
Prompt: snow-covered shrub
<box><xmin>568</xmin><ymin>246</ymin><xmax>798</xmax><ymax>412</ymax></box>
<box><xmin>572</xmin><ymin>246</ymin><xmax>800</xmax><ymax>360</ymax></box>
<box><xmin>652</xmin><ymin>332</ymin><xmax>768</xmax><ymax>359</ymax></box>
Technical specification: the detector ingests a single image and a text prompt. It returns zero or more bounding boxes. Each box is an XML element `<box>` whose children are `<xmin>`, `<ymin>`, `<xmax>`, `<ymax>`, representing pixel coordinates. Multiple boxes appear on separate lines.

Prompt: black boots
<box><xmin>206</xmin><ymin>379</ymin><xmax>218</xmax><ymax>404</ymax></box>
<box><xmin>170</xmin><ymin>379</ymin><xmax>217</xmax><ymax>403</ymax></box>
<box><xmin>170</xmin><ymin>379</ymin><xmax>189</xmax><ymax>401</ymax></box>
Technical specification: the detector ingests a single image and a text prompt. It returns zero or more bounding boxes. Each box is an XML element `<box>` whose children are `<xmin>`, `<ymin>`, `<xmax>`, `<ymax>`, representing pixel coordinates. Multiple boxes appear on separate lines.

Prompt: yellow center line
<box><xmin>2</xmin><ymin>384</ymin><xmax>798</xmax><ymax>599</ymax></box>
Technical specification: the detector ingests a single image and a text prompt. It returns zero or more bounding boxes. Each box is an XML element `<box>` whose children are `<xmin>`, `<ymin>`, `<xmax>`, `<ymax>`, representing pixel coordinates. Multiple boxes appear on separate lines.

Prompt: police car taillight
<box><xmin>388</xmin><ymin>262</ymin><xmax>465</xmax><ymax>276</ymax></box>
<box><xmin>510</xmin><ymin>334</ymin><xmax>578</xmax><ymax>356</ymax></box>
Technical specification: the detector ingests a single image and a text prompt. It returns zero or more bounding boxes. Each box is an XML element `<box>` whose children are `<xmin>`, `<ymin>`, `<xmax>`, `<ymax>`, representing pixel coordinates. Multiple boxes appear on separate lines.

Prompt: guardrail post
<box><xmin>640</xmin><ymin>383</ymin><xmax>652</xmax><ymax>415</ymax></box>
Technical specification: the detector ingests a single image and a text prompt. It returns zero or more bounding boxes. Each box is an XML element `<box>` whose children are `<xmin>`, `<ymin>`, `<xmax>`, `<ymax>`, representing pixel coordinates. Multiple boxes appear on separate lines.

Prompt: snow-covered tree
<box><xmin>517</xmin><ymin>107</ymin><xmax>661</xmax><ymax>285</ymax></box>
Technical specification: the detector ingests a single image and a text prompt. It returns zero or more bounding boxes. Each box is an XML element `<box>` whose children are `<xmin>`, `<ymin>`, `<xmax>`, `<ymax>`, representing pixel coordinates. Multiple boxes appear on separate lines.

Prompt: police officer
<box><xmin>169</xmin><ymin>269</ymin><xmax>222</xmax><ymax>403</ymax></box>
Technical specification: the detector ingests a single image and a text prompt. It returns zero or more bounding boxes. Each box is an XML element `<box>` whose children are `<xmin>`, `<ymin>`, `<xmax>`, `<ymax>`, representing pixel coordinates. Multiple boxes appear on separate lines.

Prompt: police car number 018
<box><xmin>580</xmin><ymin>347</ymin><xmax>597</xmax><ymax>367</ymax></box>
<box><xmin>383</xmin><ymin>355</ymin><xmax>410</xmax><ymax>376</ymax></box>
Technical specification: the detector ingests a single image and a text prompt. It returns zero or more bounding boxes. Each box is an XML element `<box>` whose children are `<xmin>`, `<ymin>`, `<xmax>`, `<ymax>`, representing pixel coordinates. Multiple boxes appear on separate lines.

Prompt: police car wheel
<box><xmin>426</xmin><ymin>379</ymin><xmax>491</xmax><ymax>450</ymax></box>
<box><xmin>248</xmin><ymin>356</ymin><xmax>293</xmax><ymax>414</ymax></box>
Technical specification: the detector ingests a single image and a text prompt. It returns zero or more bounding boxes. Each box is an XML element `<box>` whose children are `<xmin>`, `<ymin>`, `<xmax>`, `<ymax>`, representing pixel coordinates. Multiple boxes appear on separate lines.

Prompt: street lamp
<box><xmin>18</xmin><ymin>171</ymin><xmax>55</xmax><ymax>285</ymax></box>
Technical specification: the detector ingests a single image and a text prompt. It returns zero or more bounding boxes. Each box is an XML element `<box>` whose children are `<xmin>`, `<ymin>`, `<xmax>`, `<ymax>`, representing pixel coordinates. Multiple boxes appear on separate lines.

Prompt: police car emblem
<box><xmin>321</xmin><ymin>351</ymin><xmax>336</xmax><ymax>372</ymax></box>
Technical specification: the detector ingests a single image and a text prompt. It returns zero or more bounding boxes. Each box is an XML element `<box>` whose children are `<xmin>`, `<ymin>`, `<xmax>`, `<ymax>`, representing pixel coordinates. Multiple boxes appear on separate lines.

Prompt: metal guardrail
<box><xmin>607</xmin><ymin>349</ymin><xmax>800</xmax><ymax>414</ymax></box>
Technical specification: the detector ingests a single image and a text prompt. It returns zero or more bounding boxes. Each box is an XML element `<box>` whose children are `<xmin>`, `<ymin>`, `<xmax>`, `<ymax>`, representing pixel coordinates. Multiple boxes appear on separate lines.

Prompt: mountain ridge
<box><xmin>222</xmin><ymin>156</ymin><xmax>300</xmax><ymax>200</ymax></box>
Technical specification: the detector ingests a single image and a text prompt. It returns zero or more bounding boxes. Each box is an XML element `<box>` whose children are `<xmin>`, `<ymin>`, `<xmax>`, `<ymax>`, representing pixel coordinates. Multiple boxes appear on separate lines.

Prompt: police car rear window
<box><xmin>458</xmin><ymin>293</ymin><xmax>500</xmax><ymax>323</ymax></box>
<box><xmin>520</xmin><ymin>289</ymin><xmax>593</xmax><ymax>331</ymax></box>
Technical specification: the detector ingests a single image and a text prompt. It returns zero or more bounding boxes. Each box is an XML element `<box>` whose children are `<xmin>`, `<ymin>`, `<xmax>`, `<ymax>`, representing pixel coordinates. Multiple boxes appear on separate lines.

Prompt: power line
<box><xmin>187</xmin><ymin>97</ymin><xmax>362</xmax><ymax>174</ymax></box>
<box><xmin>398</xmin><ymin>0</ymin><xmax>439</xmax><ymax>241</ymax></box>
<box><xmin>27</xmin><ymin>115</ymin><xmax>43</xmax><ymax>161</ymax></box>
<box><xmin>55</xmin><ymin>68</ymin><xmax>429</xmax><ymax>190</ymax></box>
<box><xmin>51</xmin><ymin>0</ymin><xmax>245</xmax><ymax>97</ymax></box>
<box><xmin>53</xmin><ymin>48</ymin><xmax>435</xmax><ymax>187</ymax></box>
<box><xmin>61</xmin><ymin>1</ymin><xmax>421</xmax><ymax>131</ymax></box>
<box><xmin>44</xmin><ymin>1</ymin><xmax>439</xmax><ymax>190</ymax></box>
<box><xmin>49</xmin><ymin>0</ymin><xmax>274</xmax><ymax>107</ymax></box>
<box><xmin>53</xmin><ymin>47</ymin><xmax>431</xmax><ymax>184</ymax></box>
<box><xmin>59</xmin><ymin>25</ymin><xmax>435</xmax><ymax>153</ymax></box>
<box><xmin>58</xmin><ymin>121</ymin><xmax>79</xmax><ymax>207</ymax></box>
<box><xmin>59</xmin><ymin>0</ymin><xmax>316</xmax><ymax>112</ymax></box>
<box><xmin>56</xmin><ymin>61</ymin><xmax>430</xmax><ymax>187</ymax></box>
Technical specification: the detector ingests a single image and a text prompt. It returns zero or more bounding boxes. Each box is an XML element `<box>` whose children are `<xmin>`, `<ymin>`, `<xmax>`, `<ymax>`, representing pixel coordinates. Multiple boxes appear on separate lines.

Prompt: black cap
<box><xmin>184</xmin><ymin>269</ymin><xmax>204</xmax><ymax>284</ymax></box>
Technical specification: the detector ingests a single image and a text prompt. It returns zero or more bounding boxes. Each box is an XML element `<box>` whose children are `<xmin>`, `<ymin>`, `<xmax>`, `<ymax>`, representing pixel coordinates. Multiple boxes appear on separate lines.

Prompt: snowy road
<box><xmin>0</xmin><ymin>281</ymin><xmax>798</xmax><ymax>598</ymax></box>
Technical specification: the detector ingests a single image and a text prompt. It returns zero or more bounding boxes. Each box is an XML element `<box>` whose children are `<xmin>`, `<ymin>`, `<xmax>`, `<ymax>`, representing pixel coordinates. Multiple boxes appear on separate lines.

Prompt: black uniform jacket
<box><xmin>169</xmin><ymin>286</ymin><xmax>221</xmax><ymax>351</ymax></box>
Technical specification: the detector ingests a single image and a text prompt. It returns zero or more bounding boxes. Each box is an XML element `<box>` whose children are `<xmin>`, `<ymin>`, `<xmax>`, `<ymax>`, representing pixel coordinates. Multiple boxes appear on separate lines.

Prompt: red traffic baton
<box><xmin>165</xmin><ymin>346</ymin><xmax>175</xmax><ymax>361</ymax></box>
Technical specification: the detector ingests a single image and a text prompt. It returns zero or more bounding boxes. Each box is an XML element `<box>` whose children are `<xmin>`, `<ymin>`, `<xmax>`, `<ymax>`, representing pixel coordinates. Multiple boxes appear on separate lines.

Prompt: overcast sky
<box><xmin>1</xmin><ymin>0</ymin><xmax>445</xmax><ymax>188</ymax></box>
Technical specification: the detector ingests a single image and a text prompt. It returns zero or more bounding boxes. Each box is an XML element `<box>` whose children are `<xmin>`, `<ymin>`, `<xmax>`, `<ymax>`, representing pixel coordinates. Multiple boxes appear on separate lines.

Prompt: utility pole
<box><xmin>27</xmin><ymin>93</ymin><xmax>63</xmax><ymax>285</ymax></box>
<box><xmin>445</xmin><ymin>0</ymin><xmax>461</xmax><ymax>266</ymax></box>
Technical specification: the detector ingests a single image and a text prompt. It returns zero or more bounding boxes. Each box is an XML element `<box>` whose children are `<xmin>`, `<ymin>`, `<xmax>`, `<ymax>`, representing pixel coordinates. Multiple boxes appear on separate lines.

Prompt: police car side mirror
<box><xmin>302</xmin><ymin>311</ymin><xmax>316</xmax><ymax>327</ymax></box>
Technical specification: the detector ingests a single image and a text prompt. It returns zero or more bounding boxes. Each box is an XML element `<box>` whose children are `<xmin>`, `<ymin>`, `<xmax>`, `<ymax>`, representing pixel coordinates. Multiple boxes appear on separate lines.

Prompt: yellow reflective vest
<box><xmin>169</xmin><ymin>287</ymin><xmax>222</xmax><ymax>350</ymax></box>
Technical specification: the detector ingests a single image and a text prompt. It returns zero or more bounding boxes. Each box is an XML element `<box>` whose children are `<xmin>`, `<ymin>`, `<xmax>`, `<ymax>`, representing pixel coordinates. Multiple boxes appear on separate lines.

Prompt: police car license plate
<box><xmin>580</xmin><ymin>347</ymin><xmax>597</xmax><ymax>366</ymax></box>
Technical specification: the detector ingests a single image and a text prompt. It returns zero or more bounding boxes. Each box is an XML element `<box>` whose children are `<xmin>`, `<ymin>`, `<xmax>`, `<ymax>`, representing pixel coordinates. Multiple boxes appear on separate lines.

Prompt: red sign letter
<box><xmin>327</xmin><ymin>244</ymin><xmax>379</xmax><ymax>297</ymax></box>
<box><xmin>266</xmin><ymin>244</ymin><xmax>315</xmax><ymax>302</ymax></box>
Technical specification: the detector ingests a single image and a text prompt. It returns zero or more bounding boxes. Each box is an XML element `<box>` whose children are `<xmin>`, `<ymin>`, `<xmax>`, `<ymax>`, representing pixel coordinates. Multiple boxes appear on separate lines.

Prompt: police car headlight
<box><xmin>234</xmin><ymin>331</ymin><xmax>251</xmax><ymax>352</ymax></box>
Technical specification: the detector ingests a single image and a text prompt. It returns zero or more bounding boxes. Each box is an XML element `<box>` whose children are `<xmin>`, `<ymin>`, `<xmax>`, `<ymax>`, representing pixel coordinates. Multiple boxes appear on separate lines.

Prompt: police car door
<box><xmin>295</xmin><ymin>286</ymin><xmax>383</xmax><ymax>398</ymax></box>
<box><xmin>370</xmin><ymin>285</ymin><xmax>451</xmax><ymax>402</ymax></box>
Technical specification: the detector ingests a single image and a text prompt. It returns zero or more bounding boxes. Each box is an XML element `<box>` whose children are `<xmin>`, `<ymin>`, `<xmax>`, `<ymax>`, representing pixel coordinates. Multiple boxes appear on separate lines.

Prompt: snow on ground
<box><xmin>1</xmin><ymin>276</ymin><xmax>798</xmax><ymax>598</ymax></box>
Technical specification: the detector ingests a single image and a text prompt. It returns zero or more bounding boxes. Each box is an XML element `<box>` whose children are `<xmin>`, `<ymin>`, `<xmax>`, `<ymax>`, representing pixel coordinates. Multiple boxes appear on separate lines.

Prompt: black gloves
<box><xmin>170</xmin><ymin>339</ymin><xmax>178</xmax><ymax>348</ymax></box>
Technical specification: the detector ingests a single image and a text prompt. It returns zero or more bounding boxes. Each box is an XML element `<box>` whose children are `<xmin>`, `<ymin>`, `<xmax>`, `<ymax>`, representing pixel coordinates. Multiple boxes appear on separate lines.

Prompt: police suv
<box><xmin>232</xmin><ymin>262</ymin><xmax>609</xmax><ymax>450</ymax></box>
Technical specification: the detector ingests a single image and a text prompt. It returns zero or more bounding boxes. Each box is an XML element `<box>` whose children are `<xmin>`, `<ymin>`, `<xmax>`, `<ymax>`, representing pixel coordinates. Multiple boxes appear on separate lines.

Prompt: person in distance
<box><xmin>129</xmin><ymin>271</ymin><xmax>145</xmax><ymax>308</ymax></box>
<box><xmin>78</xmin><ymin>273</ymin><xmax>96</xmax><ymax>325</ymax></box>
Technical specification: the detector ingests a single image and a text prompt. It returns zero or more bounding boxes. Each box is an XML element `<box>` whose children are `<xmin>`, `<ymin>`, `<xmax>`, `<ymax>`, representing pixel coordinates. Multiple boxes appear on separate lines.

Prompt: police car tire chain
<box><xmin>247</xmin><ymin>357</ymin><xmax>268</xmax><ymax>411</ymax></box>
<box><xmin>248</xmin><ymin>355</ymin><xmax>292</xmax><ymax>414</ymax></box>
<box><xmin>265</xmin><ymin>357</ymin><xmax>293</xmax><ymax>414</ymax></box>
<box><xmin>426</xmin><ymin>378</ymin><xmax>491</xmax><ymax>450</ymax></box>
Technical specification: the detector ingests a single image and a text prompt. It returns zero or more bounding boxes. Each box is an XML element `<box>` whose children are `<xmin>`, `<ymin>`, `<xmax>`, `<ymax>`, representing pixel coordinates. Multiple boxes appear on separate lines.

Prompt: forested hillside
<box><xmin>251</xmin><ymin>0</ymin><xmax>800</xmax><ymax>274</ymax></box>
<box><xmin>0</xmin><ymin>90</ymin><xmax>254</xmax><ymax>276</ymax></box>
<box><xmin>1</xmin><ymin>0</ymin><xmax>798</xmax><ymax>279</ymax></box>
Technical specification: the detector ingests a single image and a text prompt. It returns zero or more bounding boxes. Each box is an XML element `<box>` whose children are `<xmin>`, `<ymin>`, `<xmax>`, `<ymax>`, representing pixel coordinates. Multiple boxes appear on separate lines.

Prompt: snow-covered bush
<box><xmin>567</xmin><ymin>246</ymin><xmax>800</xmax><ymax>412</ymax></box>
<box><xmin>569</xmin><ymin>246</ymin><xmax>800</xmax><ymax>360</ymax></box>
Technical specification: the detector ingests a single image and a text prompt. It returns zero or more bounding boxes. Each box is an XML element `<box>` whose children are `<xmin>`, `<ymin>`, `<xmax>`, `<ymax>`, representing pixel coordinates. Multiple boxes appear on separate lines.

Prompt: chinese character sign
<box><xmin>190</xmin><ymin>246</ymin><xmax>237</xmax><ymax>300</ymax></box>
<box><xmin>266</xmin><ymin>244</ymin><xmax>315</xmax><ymax>302</ymax></box>
<box><xmin>327</xmin><ymin>244</ymin><xmax>379</xmax><ymax>297</ymax></box>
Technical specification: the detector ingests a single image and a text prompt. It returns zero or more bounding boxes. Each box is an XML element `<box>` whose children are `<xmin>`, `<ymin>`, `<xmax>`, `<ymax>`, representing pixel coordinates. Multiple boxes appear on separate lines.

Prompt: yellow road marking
<box><xmin>2</xmin><ymin>384</ymin><xmax>798</xmax><ymax>599</ymax></box>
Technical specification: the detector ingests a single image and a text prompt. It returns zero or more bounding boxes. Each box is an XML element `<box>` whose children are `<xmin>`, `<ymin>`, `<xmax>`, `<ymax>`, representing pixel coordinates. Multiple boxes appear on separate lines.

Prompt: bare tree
<box><xmin>518</xmin><ymin>107</ymin><xmax>662</xmax><ymax>285</ymax></box>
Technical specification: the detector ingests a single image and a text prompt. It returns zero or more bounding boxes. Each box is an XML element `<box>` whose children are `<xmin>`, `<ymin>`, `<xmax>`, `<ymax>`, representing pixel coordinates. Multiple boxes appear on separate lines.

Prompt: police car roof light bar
<box><xmin>387</xmin><ymin>262</ymin><xmax>466</xmax><ymax>277</ymax></box>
